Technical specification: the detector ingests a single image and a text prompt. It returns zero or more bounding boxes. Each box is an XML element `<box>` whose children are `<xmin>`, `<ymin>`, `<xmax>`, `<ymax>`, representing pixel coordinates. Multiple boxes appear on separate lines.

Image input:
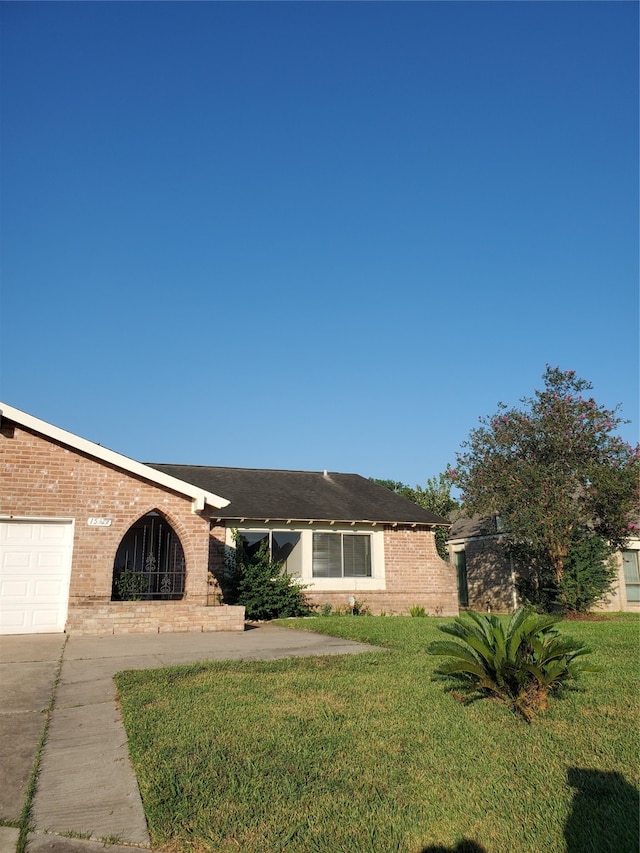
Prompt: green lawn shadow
<box><xmin>565</xmin><ymin>768</ymin><xmax>639</xmax><ymax>853</ymax></box>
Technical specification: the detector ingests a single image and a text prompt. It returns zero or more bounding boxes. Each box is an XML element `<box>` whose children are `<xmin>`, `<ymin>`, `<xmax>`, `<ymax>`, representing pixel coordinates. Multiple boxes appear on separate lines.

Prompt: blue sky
<box><xmin>1</xmin><ymin>1</ymin><xmax>637</xmax><ymax>486</ymax></box>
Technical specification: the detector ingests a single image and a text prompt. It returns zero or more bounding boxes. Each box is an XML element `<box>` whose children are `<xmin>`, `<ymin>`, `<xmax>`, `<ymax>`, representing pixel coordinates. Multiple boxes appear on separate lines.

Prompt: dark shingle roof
<box><xmin>148</xmin><ymin>465</ymin><xmax>450</xmax><ymax>526</ymax></box>
<box><xmin>448</xmin><ymin>514</ymin><xmax>498</xmax><ymax>540</ymax></box>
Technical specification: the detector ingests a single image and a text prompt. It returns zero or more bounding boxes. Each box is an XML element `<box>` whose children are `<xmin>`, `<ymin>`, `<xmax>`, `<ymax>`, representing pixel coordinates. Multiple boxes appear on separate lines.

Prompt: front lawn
<box><xmin>115</xmin><ymin>615</ymin><xmax>639</xmax><ymax>853</ymax></box>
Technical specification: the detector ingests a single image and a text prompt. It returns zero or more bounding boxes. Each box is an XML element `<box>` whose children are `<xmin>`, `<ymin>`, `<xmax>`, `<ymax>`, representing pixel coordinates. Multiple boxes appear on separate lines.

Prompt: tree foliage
<box><xmin>513</xmin><ymin>530</ymin><xmax>618</xmax><ymax>614</ymax></box>
<box><xmin>449</xmin><ymin>366</ymin><xmax>639</xmax><ymax>583</ymax></box>
<box><xmin>372</xmin><ymin>473</ymin><xmax>459</xmax><ymax>559</ymax></box>
<box><xmin>428</xmin><ymin>607</ymin><xmax>597</xmax><ymax>721</ymax></box>
<box><xmin>557</xmin><ymin>531</ymin><xmax>617</xmax><ymax>613</ymax></box>
<box><xmin>223</xmin><ymin>535</ymin><xmax>311</xmax><ymax>620</ymax></box>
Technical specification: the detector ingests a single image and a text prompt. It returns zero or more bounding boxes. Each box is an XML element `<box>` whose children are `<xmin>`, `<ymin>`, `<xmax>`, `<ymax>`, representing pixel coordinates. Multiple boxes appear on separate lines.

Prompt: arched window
<box><xmin>112</xmin><ymin>511</ymin><xmax>185</xmax><ymax>601</ymax></box>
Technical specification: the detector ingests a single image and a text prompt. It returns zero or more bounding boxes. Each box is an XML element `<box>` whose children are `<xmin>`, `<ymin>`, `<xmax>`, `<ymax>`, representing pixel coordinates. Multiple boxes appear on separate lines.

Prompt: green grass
<box><xmin>115</xmin><ymin>615</ymin><xmax>639</xmax><ymax>853</ymax></box>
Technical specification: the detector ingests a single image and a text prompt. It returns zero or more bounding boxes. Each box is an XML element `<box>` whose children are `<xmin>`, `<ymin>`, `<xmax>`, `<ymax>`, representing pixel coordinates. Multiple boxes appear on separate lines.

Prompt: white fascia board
<box><xmin>0</xmin><ymin>403</ymin><xmax>230</xmax><ymax>510</ymax></box>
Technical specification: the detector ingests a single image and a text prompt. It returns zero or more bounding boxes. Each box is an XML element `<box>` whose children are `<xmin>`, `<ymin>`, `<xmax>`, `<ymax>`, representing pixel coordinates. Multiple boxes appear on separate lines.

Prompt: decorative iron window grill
<box><xmin>112</xmin><ymin>511</ymin><xmax>186</xmax><ymax>601</ymax></box>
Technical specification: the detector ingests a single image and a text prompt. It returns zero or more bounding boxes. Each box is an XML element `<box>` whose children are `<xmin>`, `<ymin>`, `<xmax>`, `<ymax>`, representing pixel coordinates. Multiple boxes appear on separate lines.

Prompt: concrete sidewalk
<box><xmin>0</xmin><ymin>624</ymin><xmax>378</xmax><ymax>852</ymax></box>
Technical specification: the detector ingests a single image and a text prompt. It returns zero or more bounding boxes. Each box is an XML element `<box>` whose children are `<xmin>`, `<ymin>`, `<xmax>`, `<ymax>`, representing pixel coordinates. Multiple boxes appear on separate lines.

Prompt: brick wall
<box><xmin>65</xmin><ymin>603</ymin><xmax>245</xmax><ymax>635</ymax></box>
<box><xmin>1</xmin><ymin>423</ymin><xmax>245</xmax><ymax>634</ymax></box>
<box><xmin>464</xmin><ymin>538</ymin><xmax>515</xmax><ymax>612</ymax></box>
<box><xmin>206</xmin><ymin>523</ymin><xmax>458</xmax><ymax>617</ymax></box>
<box><xmin>299</xmin><ymin>591</ymin><xmax>457</xmax><ymax>616</ymax></box>
<box><xmin>376</xmin><ymin>526</ymin><xmax>458</xmax><ymax>615</ymax></box>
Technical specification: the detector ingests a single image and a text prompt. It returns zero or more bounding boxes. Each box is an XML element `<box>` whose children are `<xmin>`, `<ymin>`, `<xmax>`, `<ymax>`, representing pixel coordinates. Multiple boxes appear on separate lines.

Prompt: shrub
<box><xmin>514</xmin><ymin>531</ymin><xmax>617</xmax><ymax>614</ymax></box>
<box><xmin>428</xmin><ymin>607</ymin><xmax>597</xmax><ymax>721</ymax></box>
<box><xmin>114</xmin><ymin>566</ymin><xmax>148</xmax><ymax>601</ymax></box>
<box><xmin>224</xmin><ymin>535</ymin><xmax>312</xmax><ymax>620</ymax></box>
<box><xmin>324</xmin><ymin>599</ymin><xmax>371</xmax><ymax>616</ymax></box>
<box><xmin>557</xmin><ymin>531</ymin><xmax>617</xmax><ymax>613</ymax></box>
<box><xmin>409</xmin><ymin>605</ymin><xmax>427</xmax><ymax>618</ymax></box>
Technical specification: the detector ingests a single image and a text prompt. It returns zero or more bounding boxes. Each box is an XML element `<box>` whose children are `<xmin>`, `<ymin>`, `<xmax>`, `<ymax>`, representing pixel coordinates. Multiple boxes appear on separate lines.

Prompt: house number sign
<box><xmin>87</xmin><ymin>518</ymin><xmax>112</xmax><ymax>527</ymax></box>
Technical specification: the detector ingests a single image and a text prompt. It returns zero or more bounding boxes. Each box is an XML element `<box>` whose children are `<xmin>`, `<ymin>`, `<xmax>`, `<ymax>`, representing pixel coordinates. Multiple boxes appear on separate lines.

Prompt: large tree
<box><xmin>448</xmin><ymin>366</ymin><xmax>639</xmax><ymax>584</ymax></box>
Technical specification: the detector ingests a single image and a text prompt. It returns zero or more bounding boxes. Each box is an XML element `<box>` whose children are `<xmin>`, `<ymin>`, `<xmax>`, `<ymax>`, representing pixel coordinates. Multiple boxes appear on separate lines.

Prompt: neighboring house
<box><xmin>0</xmin><ymin>403</ymin><xmax>458</xmax><ymax>635</ymax></box>
<box><xmin>447</xmin><ymin>514</ymin><xmax>640</xmax><ymax>613</ymax></box>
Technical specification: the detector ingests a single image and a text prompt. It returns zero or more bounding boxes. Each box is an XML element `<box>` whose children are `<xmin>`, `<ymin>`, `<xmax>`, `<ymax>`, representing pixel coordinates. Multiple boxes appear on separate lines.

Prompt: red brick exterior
<box><xmin>301</xmin><ymin>526</ymin><xmax>458</xmax><ymax>616</ymax></box>
<box><xmin>2</xmin><ymin>419</ymin><xmax>458</xmax><ymax>630</ymax></box>
<box><xmin>0</xmin><ymin>423</ymin><xmax>245</xmax><ymax>634</ymax></box>
<box><xmin>382</xmin><ymin>525</ymin><xmax>459</xmax><ymax>614</ymax></box>
<box><xmin>65</xmin><ymin>603</ymin><xmax>243</xmax><ymax>635</ymax></box>
<box><xmin>206</xmin><ymin>523</ymin><xmax>458</xmax><ymax>616</ymax></box>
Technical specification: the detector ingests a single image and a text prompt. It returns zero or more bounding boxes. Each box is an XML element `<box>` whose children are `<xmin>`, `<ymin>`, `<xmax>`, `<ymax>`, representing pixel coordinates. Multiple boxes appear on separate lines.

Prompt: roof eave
<box><xmin>213</xmin><ymin>516</ymin><xmax>445</xmax><ymax>527</ymax></box>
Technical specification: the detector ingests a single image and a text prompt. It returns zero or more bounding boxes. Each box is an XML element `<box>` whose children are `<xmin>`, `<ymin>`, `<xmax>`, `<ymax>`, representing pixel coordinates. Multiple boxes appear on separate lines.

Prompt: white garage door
<box><xmin>0</xmin><ymin>520</ymin><xmax>73</xmax><ymax>634</ymax></box>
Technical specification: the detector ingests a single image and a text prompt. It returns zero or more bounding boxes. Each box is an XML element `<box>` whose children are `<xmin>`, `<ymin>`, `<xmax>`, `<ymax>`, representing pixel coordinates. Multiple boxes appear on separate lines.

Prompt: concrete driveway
<box><xmin>0</xmin><ymin>624</ymin><xmax>379</xmax><ymax>852</ymax></box>
<box><xmin>0</xmin><ymin>634</ymin><xmax>64</xmax><ymax>822</ymax></box>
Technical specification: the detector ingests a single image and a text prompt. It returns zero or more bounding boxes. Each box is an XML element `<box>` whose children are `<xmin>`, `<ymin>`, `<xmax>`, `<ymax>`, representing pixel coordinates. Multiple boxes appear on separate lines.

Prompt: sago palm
<box><xmin>427</xmin><ymin>607</ymin><xmax>597</xmax><ymax>720</ymax></box>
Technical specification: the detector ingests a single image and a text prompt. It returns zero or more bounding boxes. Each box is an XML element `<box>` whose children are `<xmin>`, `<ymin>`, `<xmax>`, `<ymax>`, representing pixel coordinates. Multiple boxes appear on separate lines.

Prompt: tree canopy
<box><xmin>448</xmin><ymin>366</ymin><xmax>639</xmax><ymax>583</ymax></box>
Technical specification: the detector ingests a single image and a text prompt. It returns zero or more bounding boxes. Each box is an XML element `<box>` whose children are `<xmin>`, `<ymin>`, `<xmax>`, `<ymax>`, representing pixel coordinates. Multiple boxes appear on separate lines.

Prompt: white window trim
<box><xmin>620</xmin><ymin>544</ymin><xmax>640</xmax><ymax>605</ymax></box>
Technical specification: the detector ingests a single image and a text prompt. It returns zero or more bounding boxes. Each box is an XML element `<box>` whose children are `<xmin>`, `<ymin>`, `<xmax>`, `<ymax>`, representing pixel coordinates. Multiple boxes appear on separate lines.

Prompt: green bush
<box><xmin>224</xmin><ymin>536</ymin><xmax>311</xmax><ymax>620</ymax></box>
<box><xmin>428</xmin><ymin>607</ymin><xmax>597</xmax><ymax>721</ymax></box>
<box><xmin>409</xmin><ymin>605</ymin><xmax>427</xmax><ymax>617</ymax></box>
<box><xmin>557</xmin><ymin>531</ymin><xmax>617</xmax><ymax>613</ymax></box>
<box><xmin>513</xmin><ymin>531</ymin><xmax>617</xmax><ymax>614</ymax></box>
<box><xmin>114</xmin><ymin>567</ymin><xmax>148</xmax><ymax>601</ymax></box>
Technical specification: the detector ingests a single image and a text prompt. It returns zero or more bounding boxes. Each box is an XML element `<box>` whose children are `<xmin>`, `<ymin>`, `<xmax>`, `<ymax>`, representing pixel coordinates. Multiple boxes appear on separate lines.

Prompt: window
<box><xmin>312</xmin><ymin>533</ymin><xmax>371</xmax><ymax>578</ymax></box>
<box><xmin>237</xmin><ymin>530</ymin><xmax>302</xmax><ymax>577</ymax></box>
<box><xmin>239</xmin><ymin>531</ymin><xmax>269</xmax><ymax>559</ymax></box>
<box><xmin>622</xmin><ymin>551</ymin><xmax>640</xmax><ymax>602</ymax></box>
<box><xmin>112</xmin><ymin>511</ymin><xmax>185</xmax><ymax>601</ymax></box>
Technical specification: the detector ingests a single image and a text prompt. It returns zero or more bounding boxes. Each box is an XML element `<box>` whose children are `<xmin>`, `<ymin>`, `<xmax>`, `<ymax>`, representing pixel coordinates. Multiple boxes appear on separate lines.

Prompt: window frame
<box><xmin>312</xmin><ymin>531</ymin><xmax>372</xmax><ymax>579</ymax></box>
<box><xmin>236</xmin><ymin>529</ymin><xmax>303</xmax><ymax>577</ymax></box>
<box><xmin>229</xmin><ymin>524</ymin><xmax>386</xmax><ymax>591</ymax></box>
<box><xmin>622</xmin><ymin>550</ymin><xmax>640</xmax><ymax>603</ymax></box>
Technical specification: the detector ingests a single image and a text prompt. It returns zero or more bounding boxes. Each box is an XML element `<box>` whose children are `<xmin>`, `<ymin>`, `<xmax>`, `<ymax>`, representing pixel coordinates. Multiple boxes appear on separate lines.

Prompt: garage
<box><xmin>0</xmin><ymin>520</ymin><xmax>73</xmax><ymax>634</ymax></box>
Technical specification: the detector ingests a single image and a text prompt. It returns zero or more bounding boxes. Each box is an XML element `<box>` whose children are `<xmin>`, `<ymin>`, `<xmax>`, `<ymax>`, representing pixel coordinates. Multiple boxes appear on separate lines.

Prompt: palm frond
<box><xmin>433</xmin><ymin>657</ymin><xmax>490</xmax><ymax>681</ymax></box>
<box><xmin>427</xmin><ymin>607</ymin><xmax>597</xmax><ymax>720</ymax></box>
